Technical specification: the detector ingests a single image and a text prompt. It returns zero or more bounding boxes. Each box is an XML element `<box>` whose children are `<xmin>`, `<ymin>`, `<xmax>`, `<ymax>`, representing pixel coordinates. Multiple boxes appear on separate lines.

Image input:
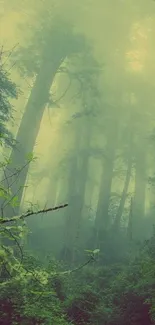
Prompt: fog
<box><xmin>1</xmin><ymin>0</ymin><xmax>155</xmax><ymax>261</ymax></box>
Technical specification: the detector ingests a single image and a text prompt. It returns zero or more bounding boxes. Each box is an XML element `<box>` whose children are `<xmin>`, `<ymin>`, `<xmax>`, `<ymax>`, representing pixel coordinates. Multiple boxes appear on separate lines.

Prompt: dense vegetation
<box><xmin>1</xmin><ymin>0</ymin><xmax>155</xmax><ymax>324</ymax></box>
<box><xmin>1</xmin><ymin>220</ymin><xmax>155</xmax><ymax>324</ymax></box>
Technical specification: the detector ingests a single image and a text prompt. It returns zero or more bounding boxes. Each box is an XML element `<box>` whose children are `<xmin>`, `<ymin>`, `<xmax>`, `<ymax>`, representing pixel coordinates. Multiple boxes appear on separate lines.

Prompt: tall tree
<box><xmin>61</xmin><ymin>124</ymin><xmax>81</xmax><ymax>263</ymax></box>
<box><xmin>114</xmin><ymin>133</ymin><xmax>133</xmax><ymax>232</ymax></box>
<box><xmin>131</xmin><ymin>81</ymin><xmax>150</xmax><ymax>239</ymax></box>
<box><xmin>94</xmin><ymin>110</ymin><xmax>119</xmax><ymax>249</ymax></box>
<box><xmin>60</xmin><ymin>53</ymin><xmax>102</xmax><ymax>263</ymax></box>
<box><xmin>133</xmin><ymin>133</ymin><xmax>148</xmax><ymax>238</ymax></box>
<box><xmin>113</xmin><ymin>98</ymin><xmax>135</xmax><ymax>232</ymax></box>
<box><xmin>2</xmin><ymin>19</ymin><xmax>88</xmax><ymax>217</ymax></box>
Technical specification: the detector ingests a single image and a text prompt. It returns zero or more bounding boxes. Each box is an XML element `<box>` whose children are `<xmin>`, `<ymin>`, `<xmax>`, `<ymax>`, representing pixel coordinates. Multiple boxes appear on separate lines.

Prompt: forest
<box><xmin>0</xmin><ymin>0</ymin><xmax>155</xmax><ymax>324</ymax></box>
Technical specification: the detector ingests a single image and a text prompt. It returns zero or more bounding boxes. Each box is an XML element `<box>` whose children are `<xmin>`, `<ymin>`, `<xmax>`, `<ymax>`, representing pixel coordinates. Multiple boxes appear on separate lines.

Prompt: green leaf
<box><xmin>93</xmin><ymin>249</ymin><xmax>100</xmax><ymax>255</ymax></box>
<box><xmin>0</xmin><ymin>187</ymin><xmax>9</xmax><ymax>199</ymax></box>
<box><xmin>17</xmin><ymin>226</ymin><xmax>23</xmax><ymax>231</ymax></box>
<box><xmin>4</xmin><ymin>157</ymin><xmax>11</xmax><ymax>164</ymax></box>
<box><xmin>10</xmin><ymin>196</ymin><xmax>19</xmax><ymax>207</ymax></box>
<box><xmin>26</xmin><ymin>152</ymin><xmax>37</xmax><ymax>162</ymax></box>
<box><xmin>84</xmin><ymin>249</ymin><xmax>93</xmax><ymax>253</ymax></box>
<box><xmin>5</xmin><ymin>226</ymin><xmax>12</xmax><ymax>230</ymax></box>
<box><xmin>26</xmin><ymin>152</ymin><xmax>34</xmax><ymax>162</ymax></box>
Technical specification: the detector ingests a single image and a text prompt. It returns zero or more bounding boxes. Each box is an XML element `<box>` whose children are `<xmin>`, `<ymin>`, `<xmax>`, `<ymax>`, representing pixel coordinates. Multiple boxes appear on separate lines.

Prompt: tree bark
<box><xmin>77</xmin><ymin>124</ymin><xmax>91</xmax><ymax>219</ymax></box>
<box><xmin>61</xmin><ymin>126</ymin><xmax>81</xmax><ymax>263</ymax></box>
<box><xmin>94</xmin><ymin>117</ymin><xmax>118</xmax><ymax>248</ymax></box>
<box><xmin>133</xmin><ymin>134</ymin><xmax>147</xmax><ymax>238</ymax></box>
<box><xmin>114</xmin><ymin>132</ymin><xmax>133</xmax><ymax>231</ymax></box>
<box><xmin>1</xmin><ymin>49</ymin><xmax>65</xmax><ymax>218</ymax></box>
<box><xmin>72</xmin><ymin>122</ymin><xmax>92</xmax><ymax>259</ymax></box>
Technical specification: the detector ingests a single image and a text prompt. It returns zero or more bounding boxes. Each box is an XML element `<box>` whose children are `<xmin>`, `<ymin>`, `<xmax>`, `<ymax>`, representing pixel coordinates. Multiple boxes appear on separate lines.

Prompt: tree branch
<box><xmin>0</xmin><ymin>203</ymin><xmax>68</xmax><ymax>224</ymax></box>
<box><xmin>58</xmin><ymin>255</ymin><xmax>95</xmax><ymax>275</ymax></box>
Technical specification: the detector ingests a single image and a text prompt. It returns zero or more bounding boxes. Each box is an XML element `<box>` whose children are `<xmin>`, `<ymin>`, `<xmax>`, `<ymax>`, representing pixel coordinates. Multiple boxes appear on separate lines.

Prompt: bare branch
<box><xmin>0</xmin><ymin>203</ymin><xmax>68</xmax><ymax>224</ymax></box>
<box><xmin>55</xmin><ymin>255</ymin><xmax>95</xmax><ymax>275</ymax></box>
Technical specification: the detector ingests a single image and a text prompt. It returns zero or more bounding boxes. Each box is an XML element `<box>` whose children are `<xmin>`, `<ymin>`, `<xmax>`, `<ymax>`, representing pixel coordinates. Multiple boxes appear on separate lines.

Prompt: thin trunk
<box><xmin>114</xmin><ymin>132</ymin><xmax>133</xmax><ymax>231</ymax></box>
<box><xmin>61</xmin><ymin>128</ymin><xmax>81</xmax><ymax>263</ymax></box>
<box><xmin>73</xmin><ymin>123</ymin><xmax>92</xmax><ymax>258</ymax></box>
<box><xmin>95</xmin><ymin>118</ymin><xmax>118</xmax><ymax>231</ymax></box>
<box><xmin>127</xmin><ymin>197</ymin><xmax>133</xmax><ymax>243</ymax></box>
<box><xmin>77</xmin><ymin>125</ymin><xmax>91</xmax><ymax>220</ymax></box>
<box><xmin>133</xmin><ymin>135</ymin><xmax>147</xmax><ymax>238</ymax></box>
<box><xmin>94</xmin><ymin>117</ymin><xmax>118</xmax><ymax>250</ymax></box>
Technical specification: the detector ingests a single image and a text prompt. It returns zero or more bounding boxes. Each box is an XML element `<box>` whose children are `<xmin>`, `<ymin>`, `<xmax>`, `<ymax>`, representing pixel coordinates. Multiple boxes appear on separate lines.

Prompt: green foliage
<box><xmin>0</xmin><ymin>49</ymin><xmax>19</xmax><ymax>146</ymax></box>
<box><xmin>14</xmin><ymin>16</ymin><xmax>89</xmax><ymax>78</ymax></box>
<box><xmin>26</xmin><ymin>152</ymin><xmax>37</xmax><ymax>163</ymax></box>
<box><xmin>0</xmin><ymin>160</ymin><xmax>70</xmax><ymax>324</ymax></box>
<box><xmin>0</xmin><ymin>161</ymin><xmax>154</xmax><ymax>325</ymax></box>
<box><xmin>1</xmin><ymin>207</ymin><xmax>155</xmax><ymax>325</ymax></box>
<box><xmin>61</xmin><ymin>233</ymin><xmax>155</xmax><ymax>325</ymax></box>
<box><xmin>0</xmin><ymin>252</ymin><xmax>71</xmax><ymax>324</ymax></box>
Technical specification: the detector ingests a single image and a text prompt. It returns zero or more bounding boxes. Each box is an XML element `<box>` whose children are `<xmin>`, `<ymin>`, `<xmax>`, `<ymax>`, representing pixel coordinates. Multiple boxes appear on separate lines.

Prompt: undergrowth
<box><xmin>0</xmin><ymin>229</ymin><xmax>155</xmax><ymax>325</ymax></box>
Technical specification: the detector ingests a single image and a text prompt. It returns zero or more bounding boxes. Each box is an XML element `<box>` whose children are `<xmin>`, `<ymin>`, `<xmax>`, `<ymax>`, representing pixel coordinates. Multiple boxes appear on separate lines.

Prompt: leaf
<box><xmin>17</xmin><ymin>226</ymin><xmax>23</xmax><ymax>231</ymax></box>
<box><xmin>84</xmin><ymin>249</ymin><xmax>93</xmax><ymax>253</ymax></box>
<box><xmin>26</xmin><ymin>152</ymin><xmax>34</xmax><ymax>162</ymax></box>
<box><xmin>5</xmin><ymin>226</ymin><xmax>12</xmax><ymax>230</ymax></box>
<box><xmin>93</xmin><ymin>249</ymin><xmax>100</xmax><ymax>255</ymax></box>
<box><xmin>4</xmin><ymin>157</ymin><xmax>11</xmax><ymax>165</ymax></box>
<box><xmin>10</xmin><ymin>196</ymin><xmax>19</xmax><ymax>207</ymax></box>
<box><xmin>0</xmin><ymin>187</ymin><xmax>9</xmax><ymax>199</ymax></box>
<box><xmin>85</xmin><ymin>249</ymin><xmax>100</xmax><ymax>255</ymax></box>
<box><xmin>26</xmin><ymin>152</ymin><xmax>37</xmax><ymax>162</ymax></box>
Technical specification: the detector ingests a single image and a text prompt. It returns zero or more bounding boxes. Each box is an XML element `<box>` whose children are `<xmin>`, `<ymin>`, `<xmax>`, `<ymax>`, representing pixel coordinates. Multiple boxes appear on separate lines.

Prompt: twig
<box><xmin>33</xmin><ymin>256</ymin><xmax>95</xmax><ymax>303</ymax></box>
<box><xmin>0</xmin><ymin>161</ymin><xmax>30</xmax><ymax>185</ymax></box>
<box><xmin>59</xmin><ymin>255</ymin><xmax>95</xmax><ymax>275</ymax></box>
<box><xmin>0</xmin><ymin>204</ymin><xmax>68</xmax><ymax>224</ymax></box>
<box><xmin>2</xmin><ymin>227</ymin><xmax>23</xmax><ymax>265</ymax></box>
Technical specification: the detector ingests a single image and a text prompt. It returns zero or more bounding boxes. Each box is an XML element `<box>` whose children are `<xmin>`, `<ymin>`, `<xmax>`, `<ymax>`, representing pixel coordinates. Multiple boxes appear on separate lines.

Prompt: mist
<box><xmin>1</xmin><ymin>1</ymin><xmax>155</xmax><ymax>324</ymax></box>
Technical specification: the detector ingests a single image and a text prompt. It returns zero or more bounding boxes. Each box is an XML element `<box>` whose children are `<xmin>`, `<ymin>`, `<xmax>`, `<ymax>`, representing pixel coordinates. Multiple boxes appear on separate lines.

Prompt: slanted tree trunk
<box><xmin>1</xmin><ymin>47</ymin><xmax>65</xmax><ymax>218</ymax></box>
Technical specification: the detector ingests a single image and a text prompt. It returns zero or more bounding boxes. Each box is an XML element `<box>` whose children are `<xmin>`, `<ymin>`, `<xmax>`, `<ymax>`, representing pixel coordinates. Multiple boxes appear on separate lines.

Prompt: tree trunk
<box><xmin>133</xmin><ymin>134</ymin><xmax>147</xmax><ymax>239</ymax></box>
<box><xmin>72</xmin><ymin>122</ymin><xmax>92</xmax><ymax>260</ymax></box>
<box><xmin>61</xmin><ymin>127</ymin><xmax>81</xmax><ymax>263</ymax></box>
<box><xmin>47</xmin><ymin>176</ymin><xmax>60</xmax><ymax>207</ymax></box>
<box><xmin>1</xmin><ymin>50</ymin><xmax>65</xmax><ymax>218</ymax></box>
<box><xmin>114</xmin><ymin>132</ymin><xmax>133</xmax><ymax>231</ymax></box>
<box><xmin>77</xmin><ymin>124</ymin><xmax>91</xmax><ymax>220</ymax></box>
<box><xmin>127</xmin><ymin>197</ymin><xmax>133</xmax><ymax>243</ymax></box>
<box><xmin>94</xmin><ymin>117</ymin><xmax>118</xmax><ymax>248</ymax></box>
